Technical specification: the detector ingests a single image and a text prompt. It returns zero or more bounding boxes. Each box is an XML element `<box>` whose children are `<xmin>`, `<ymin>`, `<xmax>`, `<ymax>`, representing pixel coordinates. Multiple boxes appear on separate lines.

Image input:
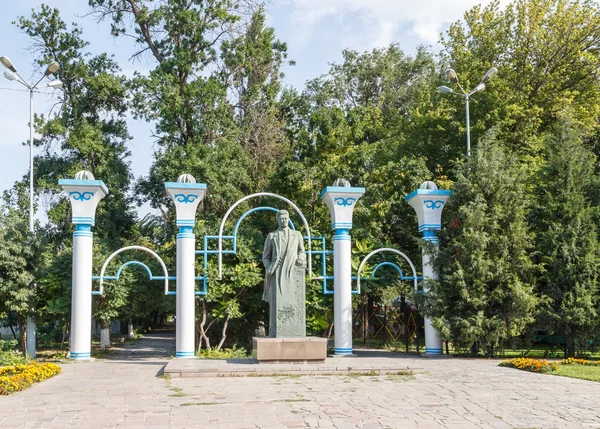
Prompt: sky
<box><xmin>0</xmin><ymin>0</ymin><xmax>507</xmax><ymax>220</ymax></box>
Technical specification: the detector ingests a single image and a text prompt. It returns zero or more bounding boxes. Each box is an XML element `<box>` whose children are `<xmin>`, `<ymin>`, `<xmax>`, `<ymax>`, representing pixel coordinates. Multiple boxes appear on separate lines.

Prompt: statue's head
<box><xmin>276</xmin><ymin>210</ymin><xmax>290</xmax><ymax>230</ymax></box>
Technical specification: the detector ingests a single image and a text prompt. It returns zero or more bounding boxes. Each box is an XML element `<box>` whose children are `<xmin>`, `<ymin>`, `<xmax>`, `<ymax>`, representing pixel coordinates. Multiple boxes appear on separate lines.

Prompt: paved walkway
<box><xmin>1</xmin><ymin>330</ymin><xmax>600</xmax><ymax>428</ymax></box>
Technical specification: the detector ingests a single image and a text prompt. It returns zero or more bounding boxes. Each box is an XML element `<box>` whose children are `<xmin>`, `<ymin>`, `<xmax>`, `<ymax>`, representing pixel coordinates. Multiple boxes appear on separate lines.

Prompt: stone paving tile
<box><xmin>2</xmin><ymin>330</ymin><xmax>600</xmax><ymax>428</ymax></box>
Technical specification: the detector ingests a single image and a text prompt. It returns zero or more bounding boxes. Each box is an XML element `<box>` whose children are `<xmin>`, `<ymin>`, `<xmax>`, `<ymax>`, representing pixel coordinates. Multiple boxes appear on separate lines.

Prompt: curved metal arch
<box><xmin>356</xmin><ymin>248</ymin><xmax>418</xmax><ymax>294</ymax></box>
<box><xmin>98</xmin><ymin>246</ymin><xmax>170</xmax><ymax>296</ymax></box>
<box><xmin>233</xmin><ymin>207</ymin><xmax>296</xmax><ymax>248</ymax></box>
<box><xmin>372</xmin><ymin>262</ymin><xmax>404</xmax><ymax>278</ymax></box>
<box><xmin>218</xmin><ymin>193</ymin><xmax>313</xmax><ymax>279</ymax></box>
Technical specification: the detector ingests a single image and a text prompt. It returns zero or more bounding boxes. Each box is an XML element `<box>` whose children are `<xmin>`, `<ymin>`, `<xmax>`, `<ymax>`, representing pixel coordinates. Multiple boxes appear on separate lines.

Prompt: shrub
<box><xmin>0</xmin><ymin>362</ymin><xmax>61</xmax><ymax>395</ymax></box>
<box><xmin>196</xmin><ymin>346</ymin><xmax>249</xmax><ymax>359</ymax></box>
<box><xmin>499</xmin><ymin>358</ymin><xmax>558</xmax><ymax>373</ymax></box>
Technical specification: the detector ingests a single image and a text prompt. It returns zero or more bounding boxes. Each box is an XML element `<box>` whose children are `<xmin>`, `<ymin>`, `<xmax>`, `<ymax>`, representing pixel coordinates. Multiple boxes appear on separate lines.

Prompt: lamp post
<box><xmin>1</xmin><ymin>56</ymin><xmax>62</xmax><ymax>357</ymax></box>
<box><xmin>438</xmin><ymin>67</ymin><xmax>497</xmax><ymax>158</ymax></box>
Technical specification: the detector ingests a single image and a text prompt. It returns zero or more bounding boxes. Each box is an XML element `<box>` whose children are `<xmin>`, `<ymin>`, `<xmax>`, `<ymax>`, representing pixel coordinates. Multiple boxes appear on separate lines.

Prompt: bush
<box><xmin>499</xmin><ymin>358</ymin><xmax>558</xmax><ymax>373</ymax></box>
<box><xmin>0</xmin><ymin>362</ymin><xmax>61</xmax><ymax>395</ymax></box>
<box><xmin>196</xmin><ymin>346</ymin><xmax>249</xmax><ymax>359</ymax></box>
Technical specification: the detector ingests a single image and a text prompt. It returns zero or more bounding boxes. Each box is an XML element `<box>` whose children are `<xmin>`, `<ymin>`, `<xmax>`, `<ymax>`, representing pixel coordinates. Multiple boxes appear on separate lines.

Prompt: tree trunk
<box><xmin>326</xmin><ymin>322</ymin><xmax>334</xmax><ymax>340</ymax></box>
<box><xmin>216</xmin><ymin>314</ymin><xmax>231</xmax><ymax>351</ymax></box>
<box><xmin>60</xmin><ymin>322</ymin><xmax>68</xmax><ymax>348</ymax></box>
<box><xmin>8</xmin><ymin>313</ymin><xmax>17</xmax><ymax>339</ymax></box>
<box><xmin>17</xmin><ymin>314</ymin><xmax>27</xmax><ymax>357</ymax></box>
<box><xmin>567</xmin><ymin>335</ymin><xmax>576</xmax><ymax>358</ymax></box>
<box><xmin>127</xmin><ymin>321</ymin><xmax>134</xmax><ymax>339</ymax></box>
<box><xmin>197</xmin><ymin>300</ymin><xmax>211</xmax><ymax>351</ymax></box>
<box><xmin>100</xmin><ymin>320</ymin><xmax>111</xmax><ymax>349</ymax></box>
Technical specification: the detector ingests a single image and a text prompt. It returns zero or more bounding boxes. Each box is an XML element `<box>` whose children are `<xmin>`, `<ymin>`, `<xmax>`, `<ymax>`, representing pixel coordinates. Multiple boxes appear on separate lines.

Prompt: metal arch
<box><xmin>356</xmin><ymin>248</ymin><xmax>418</xmax><ymax>294</ymax></box>
<box><xmin>97</xmin><ymin>245</ymin><xmax>170</xmax><ymax>296</ymax></box>
<box><xmin>218</xmin><ymin>193</ymin><xmax>313</xmax><ymax>279</ymax></box>
<box><xmin>372</xmin><ymin>262</ymin><xmax>404</xmax><ymax>278</ymax></box>
<box><xmin>232</xmin><ymin>207</ymin><xmax>295</xmax><ymax>252</ymax></box>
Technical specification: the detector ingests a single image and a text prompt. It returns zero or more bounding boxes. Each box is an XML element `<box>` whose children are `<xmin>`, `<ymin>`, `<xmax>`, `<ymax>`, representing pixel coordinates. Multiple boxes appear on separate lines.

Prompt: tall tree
<box><xmin>532</xmin><ymin>121</ymin><xmax>600</xmax><ymax>357</ymax></box>
<box><xmin>17</xmin><ymin>5</ymin><xmax>136</xmax><ymax>347</ymax></box>
<box><xmin>432</xmin><ymin>134</ymin><xmax>538</xmax><ymax>356</ymax></box>
<box><xmin>440</xmin><ymin>0</ymin><xmax>600</xmax><ymax>158</ymax></box>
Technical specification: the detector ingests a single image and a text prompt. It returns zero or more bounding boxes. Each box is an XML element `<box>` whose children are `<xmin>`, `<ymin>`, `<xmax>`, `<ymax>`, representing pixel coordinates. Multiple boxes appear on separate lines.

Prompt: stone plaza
<box><xmin>1</xmin><ymin>329</ymin><xmax>599</xmax><ymax>429</ymax></box>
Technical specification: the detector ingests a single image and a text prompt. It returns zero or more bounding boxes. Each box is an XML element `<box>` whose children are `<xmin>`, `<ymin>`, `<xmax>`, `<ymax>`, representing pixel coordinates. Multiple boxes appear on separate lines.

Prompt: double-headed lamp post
<box><xmin>438</xmin><ymin>67</ymin><xmax>498</xmax><ymax>158</ymax></box>
<box><xmin>1</xmin><ymin>56</ymin><xmax>62</xmax><ymax>357</ymax></box>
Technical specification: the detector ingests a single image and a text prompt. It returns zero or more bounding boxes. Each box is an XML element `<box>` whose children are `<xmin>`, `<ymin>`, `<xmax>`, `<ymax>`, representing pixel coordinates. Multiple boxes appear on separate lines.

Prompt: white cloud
<box><xmin>290</xmin><ymin>0</ymin><xmax>511</xmax><ymax>48</ymax></box>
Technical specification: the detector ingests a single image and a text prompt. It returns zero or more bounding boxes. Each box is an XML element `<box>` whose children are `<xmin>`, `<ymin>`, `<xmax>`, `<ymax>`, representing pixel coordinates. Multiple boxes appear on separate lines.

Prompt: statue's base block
<box><xmin>253</xmin><ymin>337</ymin><xmax>327</xmax><ymax>364</ymax></box>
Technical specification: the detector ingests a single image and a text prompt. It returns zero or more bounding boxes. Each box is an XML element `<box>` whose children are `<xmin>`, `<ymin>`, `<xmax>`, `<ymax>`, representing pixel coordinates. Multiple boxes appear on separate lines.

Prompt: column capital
<box><xmin>59</xmin><ymin>171</ymin><xmax>108</xmax><ymax>227</ymax></box>
<box><xmin>164</xmin><ymin>174</ymin><xmax>207</xmax><ymax>228</ymax></box>
<box><xmin>319</xmin><ymin>184</ymin><xmax>365</xmax><ymax>230</ymax></box>
<box><xmin>405</xmin><ymin>181</ymin><xmax>453</xmax><ymax>232</ymax></box>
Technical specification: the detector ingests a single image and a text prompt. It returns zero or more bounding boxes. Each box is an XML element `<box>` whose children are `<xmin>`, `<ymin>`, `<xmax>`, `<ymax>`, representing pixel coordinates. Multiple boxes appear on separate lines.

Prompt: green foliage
<box><xmin>433</xmin><ymin>135</ymin><xmax>538</xmax><ymax>356</ymax></box>
<box><xmin>531</xmin><ymin>121</ymin><xmax>600</xmax><ymax>357</ymax></box>
<box><xmin>196</xmin><ymin>346</ymin><xmax>249</xmax><ymax>359</ymax></box>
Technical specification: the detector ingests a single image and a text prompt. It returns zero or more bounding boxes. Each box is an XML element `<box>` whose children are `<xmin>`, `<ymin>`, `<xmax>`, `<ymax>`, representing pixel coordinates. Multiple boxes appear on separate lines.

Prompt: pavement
<box><xmin>1</xmin><ymin>328</ymin><xmax>600</xmax><ymax>429</ymax></box>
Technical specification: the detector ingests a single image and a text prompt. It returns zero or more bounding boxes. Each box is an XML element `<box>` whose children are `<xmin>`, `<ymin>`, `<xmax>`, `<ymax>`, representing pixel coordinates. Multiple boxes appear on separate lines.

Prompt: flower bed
<box><xmin>499</xmin><ymin>358</ymin><xmax>558</xmax><ymax>373</ymax></box>
<box><xmin>0</xmin><ymin>362</ymin><xmax>61</xmax><ymax>395</ymax></box>
<box><xmin>560</xmin><ymin>357</ymin><xmax>600</xmax><ymax>366</ymax></box>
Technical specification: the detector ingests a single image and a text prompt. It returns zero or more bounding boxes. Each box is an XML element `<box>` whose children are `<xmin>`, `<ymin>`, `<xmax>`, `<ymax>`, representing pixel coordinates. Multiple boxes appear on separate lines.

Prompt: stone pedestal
<box><xmin>253</xmin><ymin>337</ymin><xmax>327</xmax><ymax>363</ymax></box>
<box><xmin>268</xmin><ymin>266</ymin><xmax>306</xmax><ymax>338</ymax></box>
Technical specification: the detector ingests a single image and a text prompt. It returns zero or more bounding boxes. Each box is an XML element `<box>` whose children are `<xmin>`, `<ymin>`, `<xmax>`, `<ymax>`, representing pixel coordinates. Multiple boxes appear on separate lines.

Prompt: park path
<box><xmin>104</xmin><ymin>326</ymin><xmax>176</xmax><ymax>361</ymax></box>
<box><xmin>1</xmin><ymin>331</ymin><xmax>600</xmax><ymax>428</ymax></box>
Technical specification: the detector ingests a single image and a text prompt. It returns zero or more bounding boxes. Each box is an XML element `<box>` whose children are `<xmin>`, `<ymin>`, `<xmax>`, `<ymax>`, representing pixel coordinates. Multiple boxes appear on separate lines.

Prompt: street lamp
<box><xmin>1</xmin><ymin>56</ymin><xmax>62</xmax><ymax>358</ymax></box>
<box><xmin>438</xmin><ymin>66</ymin><xmax>498</xmax><ymax>158</ymax></box>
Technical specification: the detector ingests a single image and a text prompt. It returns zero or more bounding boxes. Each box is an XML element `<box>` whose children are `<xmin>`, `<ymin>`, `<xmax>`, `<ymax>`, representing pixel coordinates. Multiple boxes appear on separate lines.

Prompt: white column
<box><xmin>333</xmin><ymin>229</ymin><xmax>353</xmax><ymax>355</ymax></box>
<box><xmin>320</xmin><ymin>184</ymin><xmax>365</xmax><ymax>356</ymax></box>
<box><xmin>176</xmin><ymin>227</ymin><xmax>196</xmax><ymax>358</ymax></box>
<box><xmin>422</xmin><ymin>230</ymin><xmax>443</xmax><ymax>355</ymax></box>
<box><xmin>59</xmin><ymin>172</ymin><xmax>108</xmax><ymax>361</ymax></box>
<box><xmin>70</xmin><ymin>225</ymin><xmax>94</xmax><ymax>359</ymax></box>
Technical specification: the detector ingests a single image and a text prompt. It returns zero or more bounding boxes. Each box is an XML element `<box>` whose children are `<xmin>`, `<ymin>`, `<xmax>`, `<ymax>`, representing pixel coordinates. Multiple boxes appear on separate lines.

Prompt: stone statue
<box><xmin>262</xmin><ymin>210</ymin><xmax>306</xmax><ymax>337</ymax></box>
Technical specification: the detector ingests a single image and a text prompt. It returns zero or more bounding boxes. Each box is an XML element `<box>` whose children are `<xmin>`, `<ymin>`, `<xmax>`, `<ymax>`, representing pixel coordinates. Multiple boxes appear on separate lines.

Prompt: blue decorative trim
<box><xmin>69</xmin><ymin>191</ymin><xmax>95</xmax><ymax>201</ymax></box>
<box><xmin>179</xmin><ymin>226</ymin><xmax>193</xmax><ymax>234</ymax></box>
<box><xmin>75</xmin><ymin>224</ymin><xmax>91</xmax><ymax>232</ymax></box>
<box><xmin>425</xmin><ymin>348</ymin><xmax>443</xmax><ymax>355</ymax></box>
<box><xmin>334</xmin><ymin>197</ymin><xmax>356</xmax><ymax>207</ymax></box>
<box><xmin>177</xmin><ymin>219</ymin><xmax>195</xmax><ymax>226</ymax></box>
<box><xmin>405</xmin><ymin>189</ymin><xmax>453</xmax><ymax>202</ymax></box>
<box><xmin>333</xmin><ymin>236</ymin><xmax>351</xmax><ymax>241</ymax></box>
<box><xmin>72</xmin><ymin>216</ymin><xmax>95</xmax><ymax>226</ymax></box>
<box><xmin>423</xmin><ymin>200</ymin><xmax>445</xmax><ymax>209</ymax></box>
<box><xmin>165</xmin><ymin>182</ymin><xmax>207</xmax><ymax>190</ymax></box>
<box><xmin>335</xmin><ymin>229</ymin><xmax>349</xmax><ymax>236</ymax></box>
<box><xmin>177</xmin><ymin>233</ymin><xmax>195</xmax><ymax>239</ymax></box>
<box><xmin>331</xmin><ymin>222</ymin><xmax>353</xmax><ymax>230</ymax></box>
<box><xmin>70</xmin><ymin>351</ymin><xmax>91</xmax><ymax>359</ymax></box>
<box><xmin>73</xmin><ymin>231</ymin><xmax>93</xmax><ymax>238</ymax></box>
<box><xmin>418</xmin><ymin>223</ymin><xmax>442</xmax><ymax>232</ymax></box>
<box><xmin>167</xmin><ymin>291</ymin><xmax>176</xmax><ymax>296</ymax></box>
<box><xmin>334</xmin><ymin>348</ymin><xmax>353</xmax><ymax>354</ymax></box>
<box><xmin>319</xmin><ymin>186</ymin><xmax>365</xmax><ymax>198</ymax></box>
<box><xmin>58</xmin><ymin>179</ymin><xmax>109</xmax><ymax>195</ymax></box>
<box><xmin>173</xmin><ymin>193</ymin><xmax>199</xmax><ymax>204</ymax></box>
<box><xmin>176</xmin><ymin>351</ymin><xmax>195</xmax><ymax>357</ymax></box>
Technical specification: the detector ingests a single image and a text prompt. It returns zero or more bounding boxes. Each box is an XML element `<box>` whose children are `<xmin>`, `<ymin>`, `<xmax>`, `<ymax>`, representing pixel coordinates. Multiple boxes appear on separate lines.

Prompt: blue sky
<box><xmin>0</xmin><ymin>0</ymin><xmax>506</xmax><ymax>218</ymax></box>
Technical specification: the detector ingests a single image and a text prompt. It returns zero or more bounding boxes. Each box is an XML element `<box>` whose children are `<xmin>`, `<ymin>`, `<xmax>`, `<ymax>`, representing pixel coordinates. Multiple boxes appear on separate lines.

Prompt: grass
<box><xmin>552</xmin><ymin>364</ymin><xmax>600</xmax><ymax>382</ymax></box>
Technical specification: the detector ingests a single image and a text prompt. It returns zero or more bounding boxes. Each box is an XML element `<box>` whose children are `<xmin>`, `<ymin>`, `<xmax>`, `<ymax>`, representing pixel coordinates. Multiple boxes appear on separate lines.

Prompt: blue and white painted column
<box><xmin>165</xmin><ymin>175</ymin><xmax>207</xmax><ymax>358</ymax></box>
<box><xmin>59</xmin><ymin>171</ymin><xmax>108</xmax><ymax>360</ymax></box>
<box><xmin>320</xmin><ymin>182</ymin><xmax>365</xmax><ymax>356</ymax></box>
<box><xmin>406</xmin><ymin>181</ymin><xmax>452</xmax><ymax>356</ymax></box>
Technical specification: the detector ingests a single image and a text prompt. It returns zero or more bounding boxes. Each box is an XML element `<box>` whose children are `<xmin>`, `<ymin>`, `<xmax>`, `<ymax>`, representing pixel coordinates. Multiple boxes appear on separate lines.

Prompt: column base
<box><xmin>175</xmin><ymin>351</ymin><xmax>196</xmax><ymax>359</ymax></box>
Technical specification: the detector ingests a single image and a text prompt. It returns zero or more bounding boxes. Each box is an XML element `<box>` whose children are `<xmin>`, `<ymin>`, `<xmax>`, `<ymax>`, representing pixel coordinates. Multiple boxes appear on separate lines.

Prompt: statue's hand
<box><xmin>295</xmin><ymin>255</ymin><xmax>307</xmax><ymax>268</ymax></box>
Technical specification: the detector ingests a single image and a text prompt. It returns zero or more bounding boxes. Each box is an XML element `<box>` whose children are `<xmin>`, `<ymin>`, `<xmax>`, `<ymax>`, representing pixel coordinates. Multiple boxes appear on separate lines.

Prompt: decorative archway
<box><xmin>217</xmin><ymin>192</ymin><xmax>314</xmax><ymax>279</ymax></box>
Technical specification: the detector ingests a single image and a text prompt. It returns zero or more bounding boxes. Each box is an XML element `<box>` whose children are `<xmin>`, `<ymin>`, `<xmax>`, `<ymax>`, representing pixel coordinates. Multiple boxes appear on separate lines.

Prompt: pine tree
<box><xmin>532</xmin><ymin>121</ymin><xmax>600</xmax><ymax>357</ymax></box>
<box><xmin>433</xmin><ymin>133</ymin><xmax>538</xmax><ymax>356</ymax></box>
